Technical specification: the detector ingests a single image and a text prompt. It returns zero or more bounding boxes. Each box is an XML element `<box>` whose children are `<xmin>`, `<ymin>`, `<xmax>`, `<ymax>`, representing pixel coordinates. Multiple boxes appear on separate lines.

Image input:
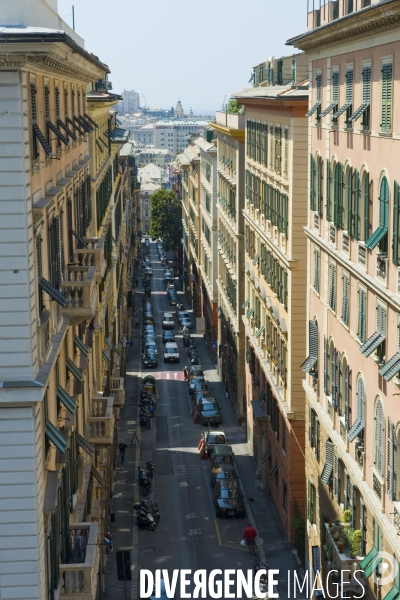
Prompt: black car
<box><xmin>210</xmin><ymin>463</ymin><xmax>238</xmax><ymax>487</ymax></box>
<box><xmin>142</xmin><ymin>349</ymin><xmax>158</xmax><ymax>368</ymax></box>
<box><xmin>169</xmin><ymin>294</ymin><xmax>178</xmax><ymax>306</ymax></box>
<box><xmin>162</xmin><ymin>330</ymin><xmax>175</xmax><ymax>343</ymax></box>
<box><xmin>142</xmin><ymin>333</ymin><xmax>156</xmax><ymax>351</ymax></box>
<box><xmin>213</xmin><ymin>480</ymin><xmax>245</xmax><ymax>518</ymax></box>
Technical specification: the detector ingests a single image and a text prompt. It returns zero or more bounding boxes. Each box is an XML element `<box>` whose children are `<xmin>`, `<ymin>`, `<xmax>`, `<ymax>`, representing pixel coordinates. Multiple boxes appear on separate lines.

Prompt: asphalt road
<box><xmin>138</xmin><ymin>242</ymin><xmax>257</xmax><ymax>599</ymax></box>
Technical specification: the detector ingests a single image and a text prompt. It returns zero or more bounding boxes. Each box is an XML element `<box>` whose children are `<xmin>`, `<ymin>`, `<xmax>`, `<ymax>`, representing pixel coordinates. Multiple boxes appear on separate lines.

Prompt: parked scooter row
<box><xmin>136</xmin><ymin>461</ymin><xmax>159</xmax><ymax>529</ymax></box>
<box><xmin>139</xmin><ymin>391</ymin><xmax>156</xmax><ymax>428</ymax></box>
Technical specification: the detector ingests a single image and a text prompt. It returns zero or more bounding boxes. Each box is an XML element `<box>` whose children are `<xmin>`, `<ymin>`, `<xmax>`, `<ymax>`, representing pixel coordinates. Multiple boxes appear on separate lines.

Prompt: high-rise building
<box><xmin>118</xmin><ymin>89</ymin><xmax>140</xmax><ymax>114</ymax></box>
<box><xmin>154</xmin><ymin>119</ymin><xmax>210</xmax><ymax>154</ymax></box>
<box><xmin>288</xmin><ymin>1</ymin><xmax>400</xmax><ymax>596</ymax></box>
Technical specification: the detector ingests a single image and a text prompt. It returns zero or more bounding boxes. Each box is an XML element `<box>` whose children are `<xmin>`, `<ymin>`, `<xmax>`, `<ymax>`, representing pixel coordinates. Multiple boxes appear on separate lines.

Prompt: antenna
<box><xmin>72</xmin><ymin>5</ymin><xmax>75</xmax><ymax>30</ymax></box>
<box><xmin>221</xmin><ymin>95</ymin><xmax>227</xmax><ymax>111</ymax></box>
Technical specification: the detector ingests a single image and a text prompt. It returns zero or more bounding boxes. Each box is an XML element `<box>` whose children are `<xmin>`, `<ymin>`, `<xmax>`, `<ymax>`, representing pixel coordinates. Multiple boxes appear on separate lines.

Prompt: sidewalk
<box><xmin>191</xmin><ymin>330</ymin><xmax>306</xmax><ymax>598</ymax></box>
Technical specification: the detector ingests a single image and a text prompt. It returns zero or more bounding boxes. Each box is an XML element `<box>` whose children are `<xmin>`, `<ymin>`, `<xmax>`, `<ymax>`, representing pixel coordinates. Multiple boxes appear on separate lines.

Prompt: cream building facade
<box><xmin>289</xmin><ymin>0</ymin><xmax>400</xmax><ymax>597</ymax></box>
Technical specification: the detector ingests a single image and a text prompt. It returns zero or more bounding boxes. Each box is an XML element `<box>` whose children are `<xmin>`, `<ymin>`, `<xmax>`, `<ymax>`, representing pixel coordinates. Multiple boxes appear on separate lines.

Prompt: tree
<box><xmin>149</xmin><ymin>189</ymin><xmax>182</xmax><ymax>250</ymax></box>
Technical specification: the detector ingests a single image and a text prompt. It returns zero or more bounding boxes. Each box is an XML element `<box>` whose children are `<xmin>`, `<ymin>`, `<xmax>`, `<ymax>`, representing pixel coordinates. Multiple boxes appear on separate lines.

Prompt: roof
<box><xmin>193</xmin><ymin>136</ymin><xmax>216</xmax><ymax>153</ymax></box>
<box><xmin>138</xmin><ymin>149</ymin><xmax>171</xmax><ymax>155</ymax></box>
<box><xmin>232</xmin><ymin>82</ymin><xmax>309</xmax><ymax>100</ymax></box>
<box><xmin>140</xmin><ymin>181</ymin><xmax>161</xmax><ymax>192</ymax></box>
<box><xmin>0</xmin><ymin>26</ymin><xmax>110</xmax><ymax>72</ymax></box>
<box><xmin>87</xmin><ymin>91</ymin><xmax>122</xmax><ymax>103</ymax></box>
<box><xmin>120</xmin><ymin>142</ymin><xmax>135</xmax><ymax>157</ymax></box>
<box><xmin>177</xmin><ymin>154</ymin><xmax>190</xmax><ymax>166</ymax></box>
<box><xmin>154</xmin><ymin>119</ymin><xmax>209</xmax><ymax>127</ymax></box>
<box><xmin>138</xmin><ymin>163</ymin><xmax>163</xmax><ymax>179</ymax></box>
<box><xmin>183</xmin><ymin>146</ymin><xmax>199</xmax><ymax>162</ymax></box>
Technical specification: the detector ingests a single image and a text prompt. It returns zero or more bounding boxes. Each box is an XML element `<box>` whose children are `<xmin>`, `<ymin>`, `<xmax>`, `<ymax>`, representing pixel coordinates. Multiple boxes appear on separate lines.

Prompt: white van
<box><xmin>164</xmin><ymin>342</ymin><xmax>180</xmax><ymax>363</ymax></box>
<box><xmin>162</xmin><ymin>312</ymin><xmax>175</xmax><ymax>329</ymax></box>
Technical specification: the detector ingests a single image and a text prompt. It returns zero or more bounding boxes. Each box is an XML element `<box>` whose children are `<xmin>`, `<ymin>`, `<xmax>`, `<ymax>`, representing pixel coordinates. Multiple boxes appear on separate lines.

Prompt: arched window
<box><xmin>374</xmin><ymin>398</ymin><xmax>384</xmax><ymax>476</ymax></box>
<box><xmin>366</xmin><ymin>175</ymin><xmax>388</xmax><ymax>251</ymax></box>
<box><xmin>334</xmin><ymin>162</ymin><xmax>344</xmax><ymax>228</ymax></box>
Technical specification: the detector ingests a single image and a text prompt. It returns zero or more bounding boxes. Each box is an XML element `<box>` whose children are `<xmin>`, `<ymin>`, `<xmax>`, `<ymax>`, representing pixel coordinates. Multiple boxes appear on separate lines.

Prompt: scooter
<box><xmin>140</xmin><ymin>390</ymin><xmax>156</xmax><ymax>402</ymax></box>
<box><xmin>146</xmin><ymin>459</ymin><xmax>154</xmax><ymax>477</ymax></box>
<box><xmin>138</xmin><ymin>467</ymin><xmax>151</xmax><ymax>495</ymax></box>
<box><xmin>140</xmin><ymin>498</ymin><xmax>160</xmax><ymax>523</ymax></box>
<box><xmin>140</xmin><ymin>407</ymin><xmax>154</xmax><ymax>419</ymax></box>
<box><xmin>139</xmin><ymin>398</ymin><xmax>156</xmax><ymax>410</ymax></box>
<box><xmin>136</xmin><ymin>508</ymin><xmax>156</xmax><ymax>530</ymax></box>
<box><xmin>140</xmin><ymin>415</ymin><xmax>151</xmax><ymax>429</ymax></box>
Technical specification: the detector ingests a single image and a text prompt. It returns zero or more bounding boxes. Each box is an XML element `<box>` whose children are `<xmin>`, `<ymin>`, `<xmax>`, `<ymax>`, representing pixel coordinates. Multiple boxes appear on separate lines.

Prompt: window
<box><xmin>357</xmin><ymin>287</ymin><xmax>367</xmax><ymax>343</ymax></box>
<box><xmin>309</xmin><ymin>407</ymin><xmax>320</xmax><ymax>460</ymax></box>
<box><xmin>283</xmin><ymin>127</ymin><xmax>288</xmax><ymax>177</ymax></box>
<box><xmin>291</xmin><ymin>59</ymin><xmax>296</xmax><ymax>84</ymax></box>
<box><xmin>306</xmin><ymin>70</ymin><xmax>322</xmax><ymax>120</ymax></box>
<box><xmin>343</xmin><ymin>168</ymin><xmax>352</xmax><ymax>233</ymax></box>
<box><xmin>374</xmin><ymin>398</ymin><xmax>384</xmax><ymax>476</ymax></box>
<box><xmin>348</xmin><ymin>64</ymin><xmax>371</xmax><ymax>129</ymax></box>
<box><xmin>348</xmin><ymin>375</ymin><xmax>365</xmax><ymax>443</ymax></box>
<box><xmin>333</xmin><ymin>67</ymin><xmax>353</xmax><ymax>124</ymax></box>
<box><xmin>316</xmin><ymin>156</ymin><xmax>323</xmax><ymax>216</ymax></box>
<box><xmin>314</xmin><ymin>247</ymin><xmax>320</xmax><ymax>293</ymax></box>
<box><xmin>326</xmin><ymin>159</ymin><xmax>332</xmax><ymax>221</ymax></box>
<box><xmin>387</xmin><ymin>417</ymin><xmax>397</xmax><ymax>500</ymax></box>
<box><xmin>309</xmin><ymin>154</ymin><xmax>316</xmax><ymax>210</ymax></box>
<box><xmin>381</xmin><ymin>61</ymin><xmax>393</xmax><ymax>133</ymax></box>
<box><xmin>365</xmin><ymin>176</ymin><xmax>388</xmax><ymax>251</ymax></box>
<box><xmin>333</xmin><ymin>162</ymin><xmax>344</xmax><ymax>228</ymax></box>
<box><xmin>341</xmin><ymin>271</ymin><xmax>350</xmax><ymax>326</ymax></box>
<box><xmin>321</xmin><ymin>69</ymin><xmax>339</xmax><ymax>119</ymax></box>
<box><xmin>269</xmin><ymin>125</ymin><xmax>274</xmax><ymax>169</ymax></box>
<box><xmin>274</xmin><ymin>127</ymin><xmax>281</xmax><ymax>173</ymax></box>
<box><xmin>329</xmin><ymin>261</ymin><xmax>337</xmax><ymax>312</ymax></box>
<box><xmin>307</xmin><ymin>480</ymin><xmax>316</xmax><ymax>523</ymax></box>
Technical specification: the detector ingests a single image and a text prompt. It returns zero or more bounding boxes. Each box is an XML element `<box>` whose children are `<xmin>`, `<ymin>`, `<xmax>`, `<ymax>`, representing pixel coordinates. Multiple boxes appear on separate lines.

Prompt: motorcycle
<box><xmin>140</xmin><ymin>498</ymin><xmax>160</xmax><ymax>523</ymax></box>
<box><xmin>140</xmin><ymin>407</ymin><xmax>154</xmax><ymax>419</ymax></box>
<box><xmin>140</xmin><ymin>390</ymin><xmax>156</xmax><ymax>402</ymax></box>
<box><xmin>140</xmin><ymin>415</ymin><xmax>151</xmax><ymax>429</ymax></box>
<box><xmin>146</xmin><ymin>459</ymin><xmax>154</xmax><ymax>477</ymax></box>
<box><xmin>138</xmin><ymin>467</ymin><xmax>151</xmax><ymax>495</ymax></box>
<box><xmin>139</xmin><ymin>397</ymin><xmax>156</xmax><ymax>409</ymax></box>
<box><xmin>136</xmin><ymin>508</ymin><xmax>156</xmax><ymax>530</ymax></box>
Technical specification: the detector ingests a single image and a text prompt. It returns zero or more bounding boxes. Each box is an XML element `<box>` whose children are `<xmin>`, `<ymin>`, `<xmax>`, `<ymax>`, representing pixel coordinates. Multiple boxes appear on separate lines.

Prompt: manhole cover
<box><xmin>139</xmin><ymin>547</ymin><xmax>155</xmax><ymax>555</ymax></box>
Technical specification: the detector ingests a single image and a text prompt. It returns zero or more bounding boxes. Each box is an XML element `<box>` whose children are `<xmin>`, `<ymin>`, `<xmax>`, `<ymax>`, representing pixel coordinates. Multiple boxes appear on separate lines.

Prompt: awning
<box><xmin>57</xmin><ymin>385</ymin><xmax>76</xmax><ymax>414</ymax></box>
<box><xmin>255</xmin><ymin>325</ymin><xmax>265</xmax><ymax>339</ymax></box>
<box><xmin>379</xmin><ymin>352</ymin><xmax>400</xmax><ymax>382</ymax></box>
<box><xmin>39</xmin><ymin>277</ymin><xmax>67</xmax><ymax>307</ymax></box>
<box><xmin>246</xmin><ymin>308</ymin><xmax>254</xmax><ymax>318</ymax></box>
<box><xmin>57</xmin><ymin>119</ymin><xmax>77</xmax><ymax>141</ymax></box>
<box><xmin>102</xmin><ymin>350</ymin><xmax>111</xmax><ymax>364</ymax></box>
<box><xmin>269</xmin><ymin>462</ymin><xmax>278</xmax><ymax>478</ymax></box>
<box><xmin>91</xmin><ymin>464</ymin><xmax>104</xmax><ymax>487</ymax></box>
<box><xmin>320</xmin><ymin>441</ymin><xmax>334</xmax><ymax>484</ymax></box>
<box><xmin>261</xmin><ymin>449</ymin><xmax>271</xmax><ymax>463</ymax></box>
<box><xmin>272</xmin><ymin>306</ymin><xmax>280</xmax><ymax>321</ymax></box>
<box><xmin>265</xmin><ymin>296</ymin><xmax>272</xmax><ymax>309</ymax></box>
<box><xmin>47</xmin><ymin>120</ymin><xmax>69</xmax><ymax>146</ymax></box>
<box><xmin>66</xmin><ymin>357</ymin><xmax>83</xmax><ymax>383</ymax></box>
<box><xmin>359</xmin><ymin>331</ymin><xmax>385</xmax><ymax>357</ymax></box>
<box><xmin>45</xmin><ymin>421</ymin><xmax>67</xmax><ymax>453</ymax></box>
<box><xmin>279</xmin><ymin>318</ymin><xmax>288</xmax><ymax>334</ymax></box>
<box><xmin>365</xmin><ymin>226</ymin><xmax>387</xmax><ymax>250</ymax></box>
<box><xmin>33</xmin><ymin>123</ymin><xmax>52</xmax><ymax>156</ymax></box>
<box><xmin>108</xmin><ymin>128</ymin><xmax>130</xmax><ymax>144</ymax></box>
<box><xmin>74</xmin><ymin>334</ymin><xmax>89</xmax><ymax>357</ymax></box>
<box><xmin>77</xmin><ymin>433</ymin><xmax>95</xmax><ymax>457</ymax></box>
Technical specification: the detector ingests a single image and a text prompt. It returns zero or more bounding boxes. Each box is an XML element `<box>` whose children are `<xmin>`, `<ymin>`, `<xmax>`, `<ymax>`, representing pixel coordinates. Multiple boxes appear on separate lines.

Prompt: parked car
<box><xmin>198</xmin><ymin>399</ymin><xmax>222</xmax><ymax>425</ymax></box>
<box><xmin>162</xmin><ymin>312</ymin><xmax>175</xmax><ymax>329</ymax></box>
<box><xmin>142</xmin><ymin>333</ymin><xmax>156</xmax><ymax>351</ymax></box>
<box><xmin>165</xmin><ymin>275</ymin><xmax>174</xmax><ymax>286</ymax></box>
<box><xmin>169</xmin><ymin>293</ymin><xmax>178</xmax><ymax>306</ymax></box>
<box><xmin>181</xmin><ymin>316</ymin><xmax>193</xmax><ymax>329</ymax></box>
<box><xmin>203</xmin><ymin>430</ymin><xmax>227</xmax><ymax>453</ymax></box>
<box><xmin>142</xmin><ymin>349</ymin><xmax>158</xmax><ymax>368</ymax></box>
<box><xmin>145</xmin><ymin>267</ymin><xmax>153</xmax><ymax>277</ymax></box>
<box><xmin>162</xmin><ymin>330</ymin><xmax>175</xmax><ymax>343</ymax></box>
<box><xmin>177</xmin><ymin>310</ymin><xmax>191</xmax><ymax>324</ymax></box>
<box><xmin>213</xmin><ymin>480</ymin><xmax>245</xmax><ymax>518</ymax></box>
<box><xmin>143</xmin><ymin>341</ymin><xmax>158</xmax><ymax>356</ymax></box>
<box><xmin>209</xmin><ymin>444</ymin><xmax>234</xmax><ymax>464</ymax></box>
<box><xmin>191</xmin><ymin>381</ymin><xmax>211</xmax><ymax>398</ymax></box>
<box><xmin>192</xmin><ymin>390</ymin><xmax>212</xmax><ymax>405</ymax></box>
<box><xmin>167</xmin><ymin>286</ymin><xmax>176</xmax><ymax>297</ymax></box>
<box><xmin>188</xmin><ymin>365</ymin><xmax>204</xmax><ymax>380</ymax></box>
<box><xmin>163</xmin><ymin>342</ymin><xmax>180</xmax><ymax>363</ymax></box>
<box><xmin>210</xmin><ymin>463</ymin><xmax>238</xmax><ymax>487</ymax></box>
<box><xmin>143</xmin><ymin>325</ymin><xmax>155</xmax><ymax>335</ymax></box>
<box><xmin>189</xmin><ymin>376</ymin><xmax>207</xmax><ymax>395</ymax></box>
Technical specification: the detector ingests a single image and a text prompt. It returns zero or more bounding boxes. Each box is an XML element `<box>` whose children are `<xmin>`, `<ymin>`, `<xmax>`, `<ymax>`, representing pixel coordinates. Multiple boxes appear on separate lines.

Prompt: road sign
<box><xmin>126</xmin><ymin>342</ymin><xmax>133</xmax><ymax>348</ymax></box>
<box><xmin>211</xmin><ymin>342</ymin><xmax>218</xmax><ymax>350</ymax></box>
<box><xmin>116</xmin><ymin>550</ymin><xmax>132</xmax><ymax>581</ymax></box>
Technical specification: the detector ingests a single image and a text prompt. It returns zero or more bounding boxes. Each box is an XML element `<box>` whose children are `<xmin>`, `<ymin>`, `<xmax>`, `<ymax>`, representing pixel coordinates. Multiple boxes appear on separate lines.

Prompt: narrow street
<box><xmin>104</xmin><ymin>240</ymin><xmax>306</xmax><ymax>599</ymax></box>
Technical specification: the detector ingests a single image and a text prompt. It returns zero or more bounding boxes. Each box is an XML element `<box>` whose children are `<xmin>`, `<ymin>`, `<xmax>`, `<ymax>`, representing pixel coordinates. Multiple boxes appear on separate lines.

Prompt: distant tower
<box><xmin>189</xmin><ymin>107</ymin><xmax>194</xmax><ymax>118</ymax></box>
<box><xmin>175</xmin><ymin>99</ymin><xmax>184</xmax><ymax>118</ymax></box>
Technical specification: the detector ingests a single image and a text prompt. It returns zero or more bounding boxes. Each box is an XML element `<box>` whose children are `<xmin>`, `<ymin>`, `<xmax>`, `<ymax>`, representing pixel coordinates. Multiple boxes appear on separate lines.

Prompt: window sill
<box><xmin>378</xmin><ymin>131</ymin><xmax>392</xmax><ymax>138</ymax></box>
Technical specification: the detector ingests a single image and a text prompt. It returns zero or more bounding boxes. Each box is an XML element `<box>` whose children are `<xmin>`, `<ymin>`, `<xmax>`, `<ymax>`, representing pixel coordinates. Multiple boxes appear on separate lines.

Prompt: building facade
<box><xmin>251</xmin><ymin>52</ymin><xmax>309</xmax><ymax>88</ymax></box>
<box><xmin>154</xmin><ymin>120</ymin><xmax>210</xmax><ymax>154</ymax></box>
<box><xmin>289</xmin><ymin>0</ymin><xmax>400</xmax><ymax>596</ymax></box>
<box><xmin>233</xmin><ymin>77</ymin><xmax>309</xmax><ymax>542</ymax></box>
<box><xmin>138</xmin><ymin>181</ymin><xmax>161</xmax><ymax>235</ymax></box>
<box><xmin>136</xmin><ymin>148</ymin><xmax>173</xmax><ymax>167</ymax></box>
<box><xmin>210</xmin><ymin>111</ymin><xmax>246</xmax><ymax>420</ymax></box>
<box><xmin>0</xmin><ymin>2</ymin><xmax>133</xmax><ymax>597</ymax></box>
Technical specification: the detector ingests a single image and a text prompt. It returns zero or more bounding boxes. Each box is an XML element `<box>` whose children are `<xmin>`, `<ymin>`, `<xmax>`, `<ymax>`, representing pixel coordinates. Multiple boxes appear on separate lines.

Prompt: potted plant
<box><xmin>343</xmin><ymin>509</ymin><xmax>352</xmax><ymax>524</ymax></box>
<box><xmin>337</xmin><ymin>539</ymin><xmax>345</xmax><ymax>553</ymax></box>
<box><xmin>351</xmin><ymin>530</ymin><xmax>362</xmax><ymax>558</ymax></box>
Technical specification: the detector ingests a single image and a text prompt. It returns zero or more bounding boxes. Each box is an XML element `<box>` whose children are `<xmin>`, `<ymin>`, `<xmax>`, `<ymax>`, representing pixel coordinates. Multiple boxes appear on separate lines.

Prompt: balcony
<box><xmin>59</xmin><ymin>522</ymin><xmax>100</xmax><ymax>599</ymax></box>
<box><xmin>376</xmin><ymin>255</ymin><xmax>387</xmax><ymax>284</ymax></box>
<box><xmin>87</xmin><ymin>396</ymin><xmax>114</xmax><ymax>445</ymax></box>
<box><xmin>215</xmin><ymin>111</ymin><xmax>245</xmax><ymax>130</ymax></box>
<box><xmin>323</xmin><ymin>523</ymin><xmax>366</xmax><ymax>596</ymax></box>
<box><xmin>76</xmin><ymin>237</ymin><xmax>107</xmax><ymax>283</ymax></box>
<box><xmin>110</xmin><ymin>377</ymin><xmax>125</xmax><ymax>408</ymax></box>
<box><xmin>61</xmin><ymin>266</ymin><xmax>98</xmax><ymax>326</ymax></box>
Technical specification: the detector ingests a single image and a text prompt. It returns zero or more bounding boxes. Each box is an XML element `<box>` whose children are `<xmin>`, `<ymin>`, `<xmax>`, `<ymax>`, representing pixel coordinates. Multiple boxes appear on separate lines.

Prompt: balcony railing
<box><xmin>88</xmin><ymin>396</ymin><xmax>114</xmax><ymax>445</ymax></box>
<box><xmin>323</xmin><ymin>523</ymin><xmax>366</xmax><ymax>596</ymax></box>
<box><xmin>373</xmin><ymin>471</ymin><xmax>383</xmax><ymax>501</ymax></box>
<box><xmin>376</xmin><ymin>255</ymin><xmax>387</xmax><ymax>283</ymax></box>
<box><xmin>61</xmin><ymin>266</ymin><xmax>98</xmax><ymax>325</ymax></box>
<box><xmin>76</xmin><ymin>237</ymin><xmax>107</xmax><ymax>283</ymax></box>
<box><xmin>110</xmin><ymin>377</ymin><xmax>125</xmax><ymax>408</ymax></box>
<box><xmin>59</xmin><ymin>522</ymin><xmax>100</xmax><ymax>599</ymax></box>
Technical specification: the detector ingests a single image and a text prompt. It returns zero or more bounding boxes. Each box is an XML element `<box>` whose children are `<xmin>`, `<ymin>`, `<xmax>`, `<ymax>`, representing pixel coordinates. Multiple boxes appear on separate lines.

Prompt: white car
<box><xmin>181</xmin><ymin>316</ymin><xmax>193</xmax><ymax>329</ymax></box>
<box><xmin>164</xmin><ymin>342</ymin><xmax>180</xmax><ymax>363</ymax></box>
<box><xmin>162</xmin><ymin>312</ymin><xmax>175</xmax><ymax>329</ymax></box>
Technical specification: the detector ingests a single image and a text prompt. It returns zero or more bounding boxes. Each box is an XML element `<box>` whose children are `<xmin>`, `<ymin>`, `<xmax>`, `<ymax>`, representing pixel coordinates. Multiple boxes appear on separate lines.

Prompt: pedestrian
<box><xmin>183</xmin><ymin>366</ymin><xmax>189</xmax><ymax>381</ymax></box>
<box><xmin>119</xmin><ymin>441</ymin><xmax>127</xmax><ymax>464</ymax></box>
<box><xmin>242</xmin><ymin>523</ymin><xmax>258</xmax><ymax>555</ymax></box>
<box><xmin>131</xmin><ymin>430</ymin><xmax>140</xmax><ymax>446</ymax></box>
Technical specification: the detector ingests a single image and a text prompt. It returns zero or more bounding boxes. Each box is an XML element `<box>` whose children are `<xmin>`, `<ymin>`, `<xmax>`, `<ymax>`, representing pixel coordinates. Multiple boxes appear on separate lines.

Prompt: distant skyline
<box><xmin>58</xmin><ymin>0</ymin><xmax>306</xmax><ymax>112</ymax></box>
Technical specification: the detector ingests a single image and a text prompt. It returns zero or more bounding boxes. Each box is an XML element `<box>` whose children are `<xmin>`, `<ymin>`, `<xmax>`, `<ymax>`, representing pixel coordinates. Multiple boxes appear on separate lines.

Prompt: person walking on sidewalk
<box><xmin>119</xmin><ymin>441</ymin><xmax>127</xmax><ymax>464</ymax></box>
<box><xmin>183</xmin><ymin>366</ymin><xmax>189</xmax><ymax>381</ymax></box>
<box><xmin>131</xmin><ymin>430</ymin><xmax>140</xmax><ymax>446</ymax></box>
<box><xmin>243</xmin><ymin>523</ymin><xmax>258</xmax><ymax>555</ymax></box>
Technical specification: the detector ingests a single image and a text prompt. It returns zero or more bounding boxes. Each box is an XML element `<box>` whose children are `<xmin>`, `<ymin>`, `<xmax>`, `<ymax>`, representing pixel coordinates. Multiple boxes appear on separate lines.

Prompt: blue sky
<box><xmin>58</xmin><ymin>0</ymin><xmax>306</xmax><ymax>113</ymax></box>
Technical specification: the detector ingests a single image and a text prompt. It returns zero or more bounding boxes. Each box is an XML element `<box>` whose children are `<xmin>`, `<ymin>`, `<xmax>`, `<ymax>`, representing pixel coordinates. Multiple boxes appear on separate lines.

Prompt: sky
<box><xmin>58</xmin><ymin>0</ymin><xmax>306</xmax><ymax>114</ymax></box>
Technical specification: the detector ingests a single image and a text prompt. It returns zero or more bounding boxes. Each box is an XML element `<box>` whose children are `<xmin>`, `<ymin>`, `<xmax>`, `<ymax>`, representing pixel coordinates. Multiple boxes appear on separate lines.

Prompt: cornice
<box><xmin>288</xmin><ymin>1</ymin><xmax>400</xmax><ymax>53</ymax></box>
<box><xmin>210</xmin><ymin>122</ymin><xmax>245</xmax><ymax>141</ymax></box>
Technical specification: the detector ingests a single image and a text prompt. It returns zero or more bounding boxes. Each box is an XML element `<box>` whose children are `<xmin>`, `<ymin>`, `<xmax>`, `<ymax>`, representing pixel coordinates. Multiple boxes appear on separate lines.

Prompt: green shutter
<box><xmin>321</xmin><ymin>440</ymin><xmax>334</xmax><ymax>484</ymax></box>
<box><xmin>317</xmin><ymin>157</ymin><xmax>323</xmax><ymax>216</ymax></box>
<box><xmin>364</xmin><ymin>172</ymin><xmax>370</xmax><ymax>241</ymax></box>
<box><xmin>358</xmin><ymin>289</ymin><xmax>367</xmax><ymax>343</ymax></box>
<box><xmin>381</xmin><ymin>63</ymin><xmax>393</xmax><ymax>133</ymax></box>
<box><xmin>393</xmin><ymin>181</ymin><xmax>400</xmax><ymax>265</ymax></box>
<box><xmin>326</xmin><ymin>159</ymin><xmax>332</xmax><ymax>221</ymax></box>
<box><xmin>347</xmin><ymin>168</ymin><xmax>353</xmax><ymax>236</ymax></box>
<box><xmin>310</xmin><ymin>154</ymin><xmax>316</xmax><ymax>210</ymax></box>
<box><xmin>341</xmin><ymin>273</ymin><xmax>349</xmax><ymax>326</ymax></box>
<box><xmin>353</xmin><ymin>169</ymin><xmax>360</xmax><ymax>239</ymax></box>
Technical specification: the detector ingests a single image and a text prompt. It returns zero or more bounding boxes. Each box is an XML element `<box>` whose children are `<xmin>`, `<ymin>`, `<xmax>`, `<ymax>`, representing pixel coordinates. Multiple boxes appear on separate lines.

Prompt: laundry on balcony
<box><xmin>66</xmin><ymin>357</ymin><xmax>83</xmax><ymax>383</ymax></box>
<box><xmin>74</xmin><ymin>334</ymin><xmax>89</xmax><ymax>357</ymax></box>
<box><xmin>46</xmin><ymin>120</ymin><xmax>69</xmax><ymax>146</ymax></box>
<box><xmin>57</xmin><ymin>385</ymin><xmax>76</xmax><ymax>414</ymax></box>
<box><xmin>77</xmin><ymin>433</ymin><xmax>95</xmax><ymax>457</ymax></box>
<box><xmin>45</xmin><ymin>421</ymin><xmax>67</xmax><ymax>453</ymax></box>
<box><xmin>269</xmin><ymin>462</ymin><xmax>278</xmax><ymax>479</ymax></box>
<box><xmin>39</xmin><ymin>277</ymin><xmax>67</xmax><ymax>307</ymax></box>
<box><xmin>33</xmin><ymin>123</ymin><xmax>52</xmax><ymax>156</ymax></box>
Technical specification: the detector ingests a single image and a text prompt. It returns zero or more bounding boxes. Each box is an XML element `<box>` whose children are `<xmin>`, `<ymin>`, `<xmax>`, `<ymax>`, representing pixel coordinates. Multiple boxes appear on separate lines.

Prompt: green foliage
<box><xmin>149</xmin><ymin>189</ymin><xmax>182</xmax><ymax>250</ymax></box>
<box><xmin>290</xmin><ymin>514</ymin><xmax>306</xmax><ymax>541</ymax></box>
<box><xmin>342</xmin><ymin>509</ymin><xmax>352</xmax><ymax>524</ymax></box>
<box><xmin>226</xmin><ymin>99</ymin><xmax>244</xmax><ymax>115</ymax></box>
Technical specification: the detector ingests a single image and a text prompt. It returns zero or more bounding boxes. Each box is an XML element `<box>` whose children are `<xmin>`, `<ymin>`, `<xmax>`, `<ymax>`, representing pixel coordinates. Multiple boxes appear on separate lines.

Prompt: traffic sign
<box><xmin>211</xmin><ymin>342</ymin><xmax>218</xmax><ymax>350</ymax></box>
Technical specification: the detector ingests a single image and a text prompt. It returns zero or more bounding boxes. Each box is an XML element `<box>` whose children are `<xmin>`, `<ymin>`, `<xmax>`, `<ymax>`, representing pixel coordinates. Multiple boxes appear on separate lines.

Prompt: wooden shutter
<box><xmin>381</xmin><ymin>62</ymin><xmax>393</xmax><ymax>133</ymax></box>
<box><xmin>377</xmin><ymin>303</ymin><xmax>387</xmax><ymax>335</ymax></box>
<box><xmin>347</xmin><ymin>168</ymin><xmax>353</xmax><ymax>236</ymax></box>
<box><xmin>349</xmin><ymin>482</ymin><xmax>355</xmax><ymax>528</ymax></box>
<box><xmin>315</xmin><ymin>418</ymin><xmax>320</xmax><ymax>461</ymax></box>
<box><xmin>326</xmin><ymin>159</ymin><xmax>332</xmax><ymax>221</ymax></box>
<box><xmin>375</xmin><ymin>400</ymin><xmax>384</xmax><ymax>475</ymax></box>
<box><xmin>353</xmin><ymin>169</ymin><xmax>360</xmax><ymax>239</ymax></box>
<box><xmin>331</xmin><ymin>347</ymin><xmax>337</xmax><ymax>407</ymax></box>
<box><xmin>330</xmin><ymin>262</ymin><xmax>336</xmax><ymax>311</ymax></box>
<box><xmin>345</xmin><ymin>365</ymin><xmax>350</xmax><ymax>429</ymax></box>
<box><xmin>343</xmin><ymin>469</ymin><xmax>348</xmax><ymax>509</ymax></box>
<box><xmin>309</xmin><ymin>406</ymin><xmax>314</xmax><ymax>446</ymax></box>
<box><xmin>334</xmin><ymin>454</ymin><xmax>339</xmax><ymax>502</ymax></box>
<box><xmin>387</xmin><ymin>416</ymin><xmax>394</xmax><ymax>501</ymax></box>
<box><xmin>324</xmin><ymin>335</ymin><xmax>329</xmax><ymax>395</ymax></box>
<box><xmin>314</xmin><ymin>248</ymin><xmax>320</xmax><ymax>293</ymax></box>
<box><xmin>307</xmin><ymin>480</ymin><xmax>313</xmax><ymax>522</ymax></box>
<box><xmin>341</xmin><ymin>273</ymin><xmax>349</xmax><ymax>326</ymax></box>
<box><xmin>317</xmin><ymin>157</ymin><xmax>323</xmax><ymax>216</ymax></box>
<box><xmin>310</xmin><ymin>154</ymin><xmax>316</xmax><ymax>210</ymax></box>
<box><xmin>364</xmin><ymin>172</ymin><xmax>370</xmax><ymax>241</ymax></box>
<box><xmin>358</xmin><ymin>288</ymin><xmax>367</xmax><ymax>342</ymax></box>
<box><xmin>393</xmin><ymin>181</ymin><xmax>400</xmax><ymax>266</ymax></box>
<box><xmin>379</xmin><ymin>177</ymin><xmax>389</xmax><ymax>228</ymax></box>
